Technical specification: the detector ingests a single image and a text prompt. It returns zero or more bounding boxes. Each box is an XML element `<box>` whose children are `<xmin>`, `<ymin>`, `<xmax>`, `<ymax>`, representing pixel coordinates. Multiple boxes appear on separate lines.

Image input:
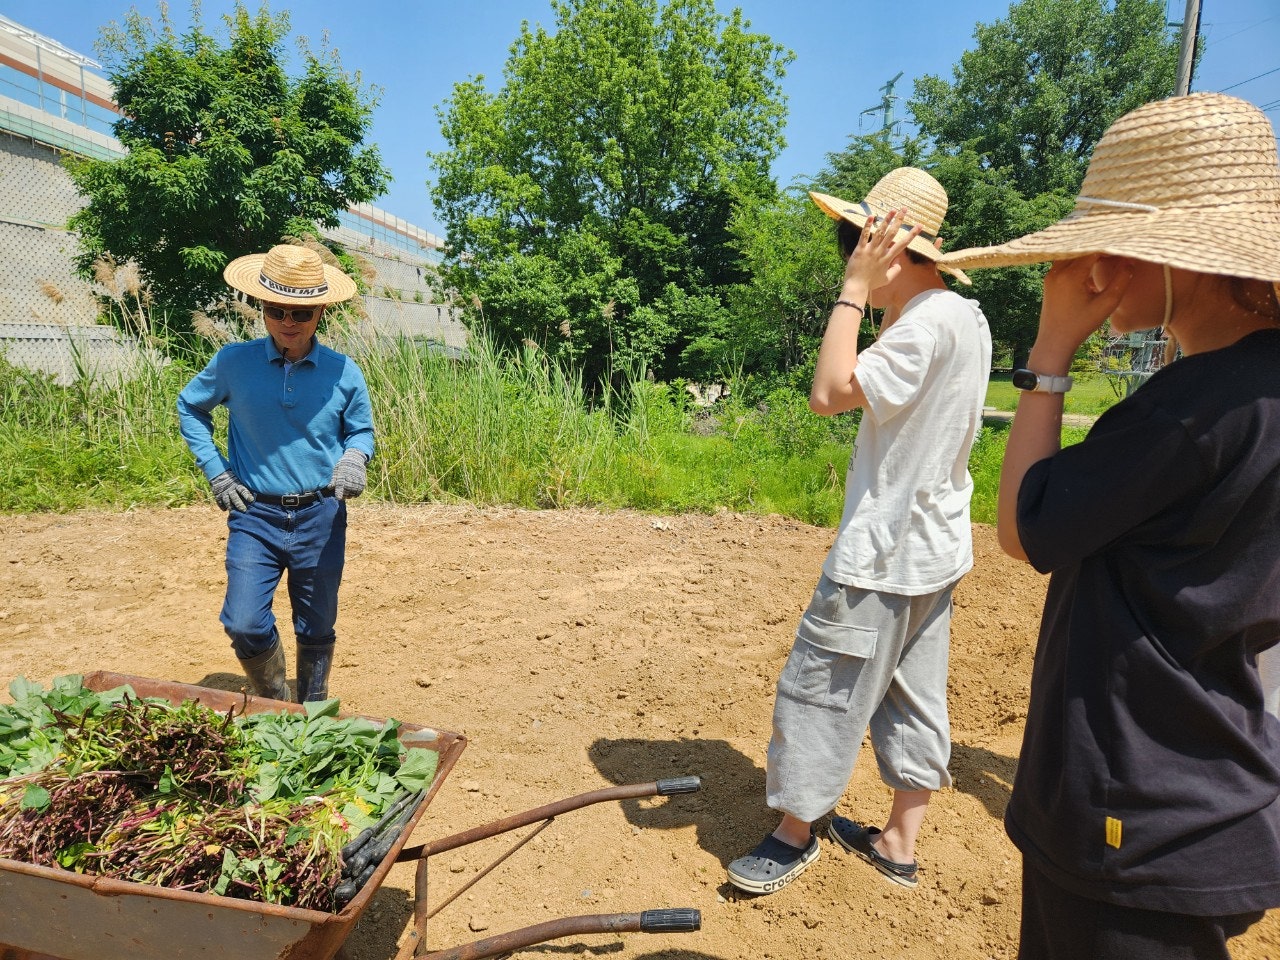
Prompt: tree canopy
<box><xmin>908</xmin><ymin>0</ymin><xmax>1180</xmax><ymax>364</ymax></box>
<box><xmin>913</xmin><ymin>0</ymin><xmax>1180</xmax><ymax>199</ymax></box>
<box><xmin>429</xmin><ymin>0</ymin><xmax>792</xmax><ymax>385</ymax></box>
<box><xmin>67</xmin><ymin>2</ymin><xmax>389</xmax><ymax>330</ymax></box>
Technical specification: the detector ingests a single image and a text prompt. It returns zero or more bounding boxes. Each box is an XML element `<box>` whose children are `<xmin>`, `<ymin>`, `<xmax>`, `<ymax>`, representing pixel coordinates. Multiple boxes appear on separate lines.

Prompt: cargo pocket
<box><xmin>779</xmin><ymin>608</ymin><xmax>878</xmax><ymax>711</ymax></box>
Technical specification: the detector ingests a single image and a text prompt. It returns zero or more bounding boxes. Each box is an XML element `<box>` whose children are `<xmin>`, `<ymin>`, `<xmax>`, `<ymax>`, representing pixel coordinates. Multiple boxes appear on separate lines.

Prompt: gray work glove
<box><xmin>209</xmin><ymin>470</ymin><xmax>255</xmax><ymax>512</ymax></box>
<box><xmin>329</xmin><ymin>449</ymin><xmax>368</xmax><ymax>500</ymax></box>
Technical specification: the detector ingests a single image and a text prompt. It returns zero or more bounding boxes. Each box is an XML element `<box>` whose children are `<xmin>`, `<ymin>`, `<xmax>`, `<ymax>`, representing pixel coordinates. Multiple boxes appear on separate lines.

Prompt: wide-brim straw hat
<box><xmin>809</xmin><ymin>167</ymin><xmax>971</xmax><ymax>285</ymax></box>
<box><xmin>224</xmin><ymin>243</ymin><xmax>358</xmax><ymax>306</ymax></box>
<box><xmin>938</xmin><ymin>92</ymin><xmax>1280</xmax><ymax>281</ymax></box>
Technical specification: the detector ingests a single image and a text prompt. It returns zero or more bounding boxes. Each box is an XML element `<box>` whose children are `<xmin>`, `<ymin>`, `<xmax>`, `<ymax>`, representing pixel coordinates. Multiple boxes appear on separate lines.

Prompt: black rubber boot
<box><xmin>240</xmin><ymin>641</ymin><xmax>290</xmax><ymax>701</ymax></box>
<box><xmin>296</xmin><ymin>642</ymin><xmax>335</xmax><ymax>702</ymax></box>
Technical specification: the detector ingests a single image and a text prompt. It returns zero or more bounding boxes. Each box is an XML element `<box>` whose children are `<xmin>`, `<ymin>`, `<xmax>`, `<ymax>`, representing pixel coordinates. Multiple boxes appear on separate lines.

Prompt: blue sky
<box><xmin>5</xmin><ymin>1</ymin><xmax>1277</xmax><ymax>237</ymax></box>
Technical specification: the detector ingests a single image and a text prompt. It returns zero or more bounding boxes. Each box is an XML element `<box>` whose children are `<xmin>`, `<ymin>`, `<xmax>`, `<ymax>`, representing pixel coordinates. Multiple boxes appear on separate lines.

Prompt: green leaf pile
<box><xmin>0</xmin><ymin>675</ymin><xmax>437</xmax><ymax>911</ymax></box>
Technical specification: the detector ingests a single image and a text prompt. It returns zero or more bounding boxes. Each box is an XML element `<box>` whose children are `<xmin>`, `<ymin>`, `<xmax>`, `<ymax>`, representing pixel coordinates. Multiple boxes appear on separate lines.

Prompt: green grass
<box><xmin>967</xmin><ymin>422</ymin><xmax>1089</xmax><ymax>526</ymax></box>
<box><xmin>0</xmin><ymin>335</ymin><xmax>1090</xmax><ymax>529</ymax></box>
<box><xmin>985</xmin><ymin>371</ymin><xmax>1124</xmax><ymax>417</ymax></box>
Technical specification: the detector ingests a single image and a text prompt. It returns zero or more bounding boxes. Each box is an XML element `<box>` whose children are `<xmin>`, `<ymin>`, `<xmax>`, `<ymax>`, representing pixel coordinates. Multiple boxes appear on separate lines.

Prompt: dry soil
<box><xmin>0</xmin><ymin>504</ymin><xmax>1274</xmax><ymax>960</ymax></box>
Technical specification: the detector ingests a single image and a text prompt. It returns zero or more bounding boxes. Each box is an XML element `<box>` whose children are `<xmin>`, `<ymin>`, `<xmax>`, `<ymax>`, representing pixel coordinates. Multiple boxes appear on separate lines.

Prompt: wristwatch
<box><xmin>1011</xmin><ymin>369</ymin><xmax>1073</xmax><ymax>394</ymax></box>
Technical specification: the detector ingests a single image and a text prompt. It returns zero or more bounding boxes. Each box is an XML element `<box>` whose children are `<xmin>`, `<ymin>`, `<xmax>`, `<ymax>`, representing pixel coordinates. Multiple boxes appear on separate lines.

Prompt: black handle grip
<box><xmin>639</xmin><ymin>908</ymin><xmax>701</xmax><ymax>933</ymax></box>
<box><xmin>655</xmin><ymin>776</ymin><xmax>701</xmax><ymax>795</ymax></box>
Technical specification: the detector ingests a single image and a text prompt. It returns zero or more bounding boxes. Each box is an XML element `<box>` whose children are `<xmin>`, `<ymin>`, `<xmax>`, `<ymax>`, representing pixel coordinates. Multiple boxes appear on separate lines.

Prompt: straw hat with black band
<box><xmin>809</xmin><ymin>167</ymin><xmax>972</xmax><ymax>286</ymax></box>
<box><xmin>937</xmin><ymin>93</ymin><xmax>1280</xmax><ymax>287</ymax></box>
<box><xmin>224</xmin><ymin>243</ymin><xmax>358</xmax><ymax>306</ymax></box>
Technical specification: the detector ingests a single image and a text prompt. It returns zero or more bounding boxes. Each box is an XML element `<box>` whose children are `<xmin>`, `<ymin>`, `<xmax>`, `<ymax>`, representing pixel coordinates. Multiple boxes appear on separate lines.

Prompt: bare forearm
<box><xmin>810</xmin><ymin>279</ymin><xmax>871</xmax><ymax>415</ymax></box>
<box><xmin>996</xmin><ymin>346</ymin><xmax>1073</xmax><ymax>560</ymax></box>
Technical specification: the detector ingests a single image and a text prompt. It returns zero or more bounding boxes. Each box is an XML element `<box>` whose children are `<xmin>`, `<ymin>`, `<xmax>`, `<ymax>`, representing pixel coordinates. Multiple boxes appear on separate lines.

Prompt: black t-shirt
<box><xmin>1008</xmin><ymin>328</ymin><xmax>1280</xmax><ymax>915</ymax></box>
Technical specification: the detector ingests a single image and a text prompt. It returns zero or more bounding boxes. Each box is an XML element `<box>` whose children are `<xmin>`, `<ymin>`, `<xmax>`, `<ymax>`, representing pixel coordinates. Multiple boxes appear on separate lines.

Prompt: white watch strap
<box><xmin>1034</xmin><ymin>373</ymin><xmax>1073</xmax><ymax>393</ymax></box>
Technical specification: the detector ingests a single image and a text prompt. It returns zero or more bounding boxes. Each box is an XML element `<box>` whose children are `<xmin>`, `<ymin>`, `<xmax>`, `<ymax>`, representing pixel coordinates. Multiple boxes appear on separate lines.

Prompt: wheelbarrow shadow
<box><xmin>588</xmin><ymin>737</ymin><xmax>770</xmax><ymax>868</ymax></box>
<box><xmin>519</xmin><ymin>949</ymin><xmax>723</xmax><ymax>959</ymax></box>
<box><xmin>338</xmin><ymin>885</ymin><xmax>413</xmax><ymax>960</ymax></box>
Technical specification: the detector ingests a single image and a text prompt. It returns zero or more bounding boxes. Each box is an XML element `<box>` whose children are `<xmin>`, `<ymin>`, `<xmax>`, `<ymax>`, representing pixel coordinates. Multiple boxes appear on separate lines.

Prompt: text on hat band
<box><xmin>259</xmin><ymin>273</ymin><xmax>330</xmax><ymax>299</ymax></box>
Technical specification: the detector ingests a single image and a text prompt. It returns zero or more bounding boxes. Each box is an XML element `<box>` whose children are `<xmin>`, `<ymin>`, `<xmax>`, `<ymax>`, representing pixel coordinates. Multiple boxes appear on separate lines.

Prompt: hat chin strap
<box><xmin>1161</xmin><ymin>263</ymin><xmax>1179</xmax><ymax>365</ymax></box>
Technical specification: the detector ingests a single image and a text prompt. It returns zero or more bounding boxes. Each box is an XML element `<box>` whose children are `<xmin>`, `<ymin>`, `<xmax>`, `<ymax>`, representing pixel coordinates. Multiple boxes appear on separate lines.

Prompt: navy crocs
<box><xmin>726</xmin><ymin>832</ymin><xmax>820</xmax><ymax>894</ymax></box>
<box><xmin>828</xmin><ymin>817</ymin><xmax>918</xmax><ymax>888</ymax></box>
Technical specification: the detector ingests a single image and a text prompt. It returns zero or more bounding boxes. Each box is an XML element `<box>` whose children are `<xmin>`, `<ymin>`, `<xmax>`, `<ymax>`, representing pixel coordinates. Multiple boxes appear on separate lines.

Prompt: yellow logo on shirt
<box><xmin>1105</xmin><ymin>817</ymin><xmax>1123</xmax><ymax>849</ymax></box>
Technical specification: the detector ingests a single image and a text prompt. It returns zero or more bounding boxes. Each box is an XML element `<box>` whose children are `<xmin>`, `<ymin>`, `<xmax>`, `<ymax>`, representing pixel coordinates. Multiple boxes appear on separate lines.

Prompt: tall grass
<box><xmin>0</xmin><ymin>346</ymin><xmax>204</xmax><ymax>511</ymax></box>
<box><xmin>2</xmin><ymin>324</ymin><xmax>1089</xmax><ymax>525</ymax></box>
<box><xmin>353</xmin><ymin>335</ymin><xmax>632</xmax><ymax>507</ymax></box>
<box><xmin>967</xmin><ymin>422</ymin><xmax>1090</xmax><ymax>526</ymax></box>
<box><xmin>348</xmin><ymin>333</ymin><xmax>855</xmax><ymax>523</ymax></box>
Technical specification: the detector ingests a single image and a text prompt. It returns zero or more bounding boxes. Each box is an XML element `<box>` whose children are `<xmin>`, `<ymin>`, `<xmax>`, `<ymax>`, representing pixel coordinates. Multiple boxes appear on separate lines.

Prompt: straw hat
<box><xmin>224</xmin><ymin>244</ymin><xmax>358</xmax><ymax>306</ymax></box>
<box><xmin>809</xmin><ymin>167</ymin><xmax>971</xmax><ymax>285</ymax></box>
<box><xmin>938</xmin><ymin>93</ymin><xmax>1280</xmax><ymax>281</ymax></box>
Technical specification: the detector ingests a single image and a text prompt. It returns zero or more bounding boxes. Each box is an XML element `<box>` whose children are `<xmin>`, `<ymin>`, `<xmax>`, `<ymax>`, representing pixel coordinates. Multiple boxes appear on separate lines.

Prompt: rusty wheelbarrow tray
<box><xmin>0</xmin><ymin>673</ymin><xmax>701</xmax><ymax>960</ymax></box>
<box><xmin>0</xmin><ymin>671</ymin><xmax>467</xmax><ymax>960</ymax></box>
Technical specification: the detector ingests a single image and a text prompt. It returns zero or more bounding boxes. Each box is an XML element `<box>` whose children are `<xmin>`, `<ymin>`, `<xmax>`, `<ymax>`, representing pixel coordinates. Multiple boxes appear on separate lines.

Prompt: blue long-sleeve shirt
<box><xmin>177</xmin><ymin>337</ymin><xmax>375</xmax><ymax>496</ymax></box>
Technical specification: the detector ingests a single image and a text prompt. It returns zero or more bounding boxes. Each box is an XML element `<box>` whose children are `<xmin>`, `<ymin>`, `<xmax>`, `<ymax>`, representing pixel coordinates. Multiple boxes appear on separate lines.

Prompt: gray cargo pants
<box><xmin>765</xmin><ymin>574</ymin><xmax>956</xmax><ymax>823</ymax></box>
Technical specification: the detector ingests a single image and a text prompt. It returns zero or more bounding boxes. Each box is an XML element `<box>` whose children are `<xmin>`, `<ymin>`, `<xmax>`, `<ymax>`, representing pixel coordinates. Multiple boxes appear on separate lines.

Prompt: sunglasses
<box><xmin>263</xmin><ymin>304</ymin><xmax>321</xmax><ymax>323</ymax></box>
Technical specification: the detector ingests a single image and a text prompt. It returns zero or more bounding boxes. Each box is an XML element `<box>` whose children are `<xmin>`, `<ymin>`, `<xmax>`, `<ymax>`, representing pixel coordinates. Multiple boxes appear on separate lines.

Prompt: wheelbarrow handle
<box><xmin>640</xmin><ymin>907</ymin><xmax>701</xmax><ymax>932</ymax></box>
<box><xmin>410</xmin><ymin>909</ymin><xmax>702</xmax><ymax>960</ymax></box>
<box><xmin>400</xmin><ymin>775</ymin><xmax>702</xmax><ymax>860</ymax></box>
<box><xmin>655</xmin><ymin>775</ymin><xmax>701</xmax><ymax>795</ymax></box>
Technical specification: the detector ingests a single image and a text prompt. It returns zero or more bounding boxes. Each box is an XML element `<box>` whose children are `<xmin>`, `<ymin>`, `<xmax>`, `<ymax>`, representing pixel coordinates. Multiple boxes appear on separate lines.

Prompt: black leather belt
<box><xmin>253</xmin><ymin>488</ymin><xmax>334</xmax><ymax>507</ymax></box>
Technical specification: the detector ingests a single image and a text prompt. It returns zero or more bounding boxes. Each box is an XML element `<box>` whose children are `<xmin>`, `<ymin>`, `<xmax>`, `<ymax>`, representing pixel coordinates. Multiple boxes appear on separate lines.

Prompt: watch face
<box><xmin>1011</xmin><ymin>369</ymin><xmax>1038</xmax><ymax>390</ymax></box>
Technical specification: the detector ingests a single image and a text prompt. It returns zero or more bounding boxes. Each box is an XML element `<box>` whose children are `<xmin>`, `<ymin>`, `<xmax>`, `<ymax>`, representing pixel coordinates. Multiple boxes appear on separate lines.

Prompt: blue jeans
<box><xmin>221</xmin><ymin>496</ymin><xmax>347</xmax><ymax>659</ymax></box>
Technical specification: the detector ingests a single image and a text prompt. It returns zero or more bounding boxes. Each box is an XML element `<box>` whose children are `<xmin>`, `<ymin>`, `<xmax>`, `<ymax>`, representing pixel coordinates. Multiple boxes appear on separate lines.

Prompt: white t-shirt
<box><xmin>823</xmin><ymin>288</ymin><xmax>992</xmax><ymax>595</ymax></box>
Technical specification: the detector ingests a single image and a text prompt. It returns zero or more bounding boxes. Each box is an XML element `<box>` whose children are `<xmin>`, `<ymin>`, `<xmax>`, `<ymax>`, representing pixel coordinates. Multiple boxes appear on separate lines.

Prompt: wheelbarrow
<box><xmin>0</xmin><ymin>672</ymin><xmax>702</xmax><ymax>960</ymax></box>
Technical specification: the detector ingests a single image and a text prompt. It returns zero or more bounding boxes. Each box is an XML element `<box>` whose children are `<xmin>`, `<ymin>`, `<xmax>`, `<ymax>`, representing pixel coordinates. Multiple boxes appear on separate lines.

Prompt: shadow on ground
<box><xmin>195</xmin><ymin>670</ymin><xmax>253</xmax><ymax>693</ymax></box>
<box><xmin>337</xmin><ymin>885</ymin><xmax>412</xmax><ymax>960</ymax></box>
<box><xmin>196</xmin><ymin>670</ymin><xmax>302</xmax><ymax>701</ymax></box>
<box><xmin>951</xmin><ymin>741</ymin><xmax>1018</xmax><ymax>820</ymax></box>
<box><xmin>588</xmin><ymin>736</ymin><xmax>776</xmax><ymax>867</ymax></box>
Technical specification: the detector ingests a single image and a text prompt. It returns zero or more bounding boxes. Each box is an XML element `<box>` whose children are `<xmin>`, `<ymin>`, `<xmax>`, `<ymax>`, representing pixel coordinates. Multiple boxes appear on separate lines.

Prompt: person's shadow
<box><xmin>335</xmin><ymin>885</ymin><xmax>412</xmax><ymax>960</ymax></box>
<box><xmin>195</xmin><ymin>671</ymin><xmax>252</xmax><ymax>693</ymax></box>
<box><xmin>586</xmin><ymin>736</ymin><xmax>1019</xmax><ymax>860</ymax></box>
<box><xmin>950</xmin><ymin>742</ymin><xmax>1018</xmax><ymax>820</ymax></box>
<box><xmin>195</xmin><ymin>671</ymin><xmax>301</xmax><ymax>701</ymax></box>
<box><xmin>518</xmin><ymin>950</ymin><xmax>723</xmax><ymax>959</ymax></box>
<box><xmin>335</xmin><ymin>879</ymin><xmax>718</xmax><ymax>960</ymax></box>
<box><xmin>587</xmin><ymin>736</ymin><xmax>772</xmax><ymax>868</ymax></box>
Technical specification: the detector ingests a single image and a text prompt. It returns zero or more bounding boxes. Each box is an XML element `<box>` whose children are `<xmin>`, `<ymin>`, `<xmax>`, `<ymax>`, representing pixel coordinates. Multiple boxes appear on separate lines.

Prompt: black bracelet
<box><xmin>834</xmin><ymin>299</ymin><xmax>864</xmax><ymax>317</ymax></box>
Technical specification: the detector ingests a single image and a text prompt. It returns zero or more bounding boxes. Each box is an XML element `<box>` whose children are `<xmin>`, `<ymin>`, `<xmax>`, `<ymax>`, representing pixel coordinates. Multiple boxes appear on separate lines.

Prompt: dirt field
<box><xmin>0</xmin><ymin>504</ymin><xmax>1274</xmax><ymax>960</ymax></box>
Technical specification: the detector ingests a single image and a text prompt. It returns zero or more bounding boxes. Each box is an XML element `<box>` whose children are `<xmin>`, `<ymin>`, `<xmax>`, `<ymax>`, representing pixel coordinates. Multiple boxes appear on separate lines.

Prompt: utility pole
<box><xmin>860</xmin><ymin>71</ymin><xmax>904</xmax><ymax>135</ymax></box>
<box><xmin>1174</xmin><ymin>0</ymin><xmax>1202</xmax><ymax>95</ymax></box>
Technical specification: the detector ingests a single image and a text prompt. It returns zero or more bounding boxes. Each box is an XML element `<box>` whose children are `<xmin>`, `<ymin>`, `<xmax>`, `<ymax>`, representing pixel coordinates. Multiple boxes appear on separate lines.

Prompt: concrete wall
<box><xmin>0</xmin><ymin>129</ymin><xmax>100</xmax><ymax>328</ymax></box>
<box><xmin>0</xmin><ymin>128</ymin><xmax>469</xmax><ymax>379</ymax></box>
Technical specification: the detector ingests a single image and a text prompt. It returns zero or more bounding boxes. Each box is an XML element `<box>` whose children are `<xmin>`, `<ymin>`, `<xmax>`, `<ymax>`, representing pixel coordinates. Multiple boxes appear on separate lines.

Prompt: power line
<box><xmin>1201</xmin><ymin>15</ymin><xmax>1277</xmax><ymax>48</ymax></box>
<box><xmin>1220</xmin><ymin>65</ymin><xmax>1280</xmax><ymax>93</ymax></box>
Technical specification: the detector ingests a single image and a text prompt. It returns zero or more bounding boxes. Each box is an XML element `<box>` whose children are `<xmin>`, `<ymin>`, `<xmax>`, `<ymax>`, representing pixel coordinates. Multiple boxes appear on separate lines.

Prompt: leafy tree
<box><xmin>720</xmin><ymin>134</ymin><xmax>904</xmax><ymax>388</ymax></box>
<box><xmin>812</xmin><ymin>131</ymin><xmax>928</xmax><ymax>202</ymax></box>
<box><xmin>910</xmin><ymin>0</ymin><xmax>1180</xmax><ymax>365</ymax></box>
<box><xmin>720</xmin><ymin>190</ymin><xmax>833</xmax><ymax>391</ymax></box>
<box><xmin>66</xmin><ymin>2</ymin><xmax>389</xmax><ymax>331</ymax></box>
<box><xmin>430</xmin><ymin>0</ymin><xmax>792</xmax><ymax>385</ymax></box>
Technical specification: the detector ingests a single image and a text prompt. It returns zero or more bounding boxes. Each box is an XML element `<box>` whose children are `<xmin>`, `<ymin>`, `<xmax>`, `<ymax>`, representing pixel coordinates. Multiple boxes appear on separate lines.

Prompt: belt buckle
<box><xmin>281</xmin><ymin>494</ymin><xmax>302</xmax><ymax>508</ymax></box>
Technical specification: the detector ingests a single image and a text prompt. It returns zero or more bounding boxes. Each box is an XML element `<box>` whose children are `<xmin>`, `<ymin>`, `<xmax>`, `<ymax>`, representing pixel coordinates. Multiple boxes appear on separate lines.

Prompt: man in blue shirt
<box><xmin>178</xmin><ymin>244</ymin><xmax>375</xmax><ymax>703</ymax></box>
